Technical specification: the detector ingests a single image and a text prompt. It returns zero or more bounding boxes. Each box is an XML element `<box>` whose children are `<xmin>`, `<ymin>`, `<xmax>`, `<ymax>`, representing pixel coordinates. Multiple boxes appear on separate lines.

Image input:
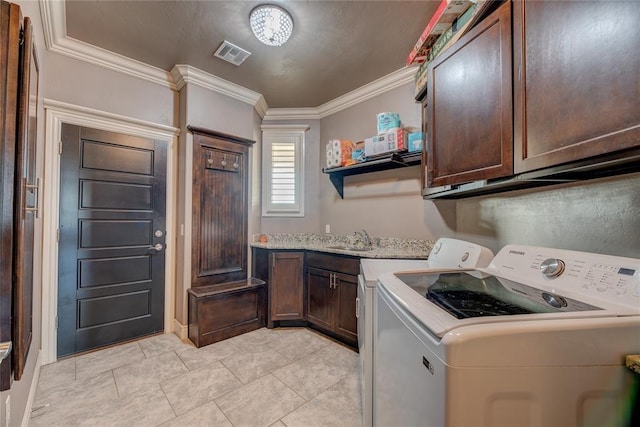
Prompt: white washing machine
<box><xmin>374</xmin><ymin>244</ymin><xmax>640</xmax><ymax>427</ymax></box>
<box><xmin>357</xmin><ymin>238</ymin><xmax>493</xmax><ymax>427</ymax></box>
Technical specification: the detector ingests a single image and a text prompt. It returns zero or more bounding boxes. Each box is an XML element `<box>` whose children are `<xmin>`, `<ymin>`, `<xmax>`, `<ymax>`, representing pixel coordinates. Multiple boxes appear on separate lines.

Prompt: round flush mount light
<box><xmin>249</xmin><ymin>4</ymin><xmax>293</xmax><ymax>46</ymax></box>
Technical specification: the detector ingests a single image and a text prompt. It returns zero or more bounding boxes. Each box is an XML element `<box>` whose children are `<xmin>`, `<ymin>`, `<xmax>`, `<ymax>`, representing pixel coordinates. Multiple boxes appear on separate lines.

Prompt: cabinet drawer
<box><xmin>305</xmin><ymin>252</ymin><xmax>360</xmax><ymax>275</ymax></box>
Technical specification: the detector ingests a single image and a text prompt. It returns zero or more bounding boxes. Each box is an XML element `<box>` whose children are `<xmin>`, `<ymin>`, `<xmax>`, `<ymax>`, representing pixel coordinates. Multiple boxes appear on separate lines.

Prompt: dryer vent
<box><xmin>214</xmin><ymin>41</ymin><xmax>251</xmax><ymax>66</ymax></box>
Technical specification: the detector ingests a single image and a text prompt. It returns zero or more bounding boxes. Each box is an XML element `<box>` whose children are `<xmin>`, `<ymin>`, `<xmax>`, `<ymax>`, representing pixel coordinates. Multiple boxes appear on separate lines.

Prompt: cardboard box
<box><xmin>364</xmin><ymin>128</ymin><xmax>407</xmax><ymax>158</ymax></box>
<box><xmin>408</xmin><ymin>132</ymin><xmax>423</xmax><ymax>152</ymax></box>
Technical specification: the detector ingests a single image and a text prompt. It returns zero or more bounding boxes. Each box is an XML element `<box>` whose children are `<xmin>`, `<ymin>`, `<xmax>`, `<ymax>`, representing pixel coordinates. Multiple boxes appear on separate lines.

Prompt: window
<box><xmin>261</xmin><ymin>125</ymin><xmax>308</xmax><ymax>217</ymax></box>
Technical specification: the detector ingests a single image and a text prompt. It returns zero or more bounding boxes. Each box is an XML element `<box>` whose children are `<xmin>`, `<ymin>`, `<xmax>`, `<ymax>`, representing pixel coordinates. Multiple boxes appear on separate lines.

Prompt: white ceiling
<box><xmin>63</xmin><ymin>1</ymin><xmax>440</xmax><ymax>108</ymax></box>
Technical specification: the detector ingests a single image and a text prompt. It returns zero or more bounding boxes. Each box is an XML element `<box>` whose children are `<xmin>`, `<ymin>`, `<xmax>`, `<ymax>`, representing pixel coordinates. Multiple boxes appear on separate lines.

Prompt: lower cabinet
<box><xmin>306</xmin><ymin>253</ymin><xmax>358</xmax><ymax>346</ymax></box>
<box><xmin>252</xmin><ymin>248</ymin><xmax>359</xmax><ymax>347</ymax></box>
<box><xmin>252</xmin><ymin>248</ymin><xmax>305</xmax><ymax>327</ymax></box>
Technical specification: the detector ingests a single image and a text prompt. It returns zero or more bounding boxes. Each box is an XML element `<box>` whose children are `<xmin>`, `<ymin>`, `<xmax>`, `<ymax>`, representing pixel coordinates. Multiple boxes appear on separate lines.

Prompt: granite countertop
<box><xmin>250</xmin><ymin>233</ymin><xmax>433</xmax><ymax>259</ymax></box>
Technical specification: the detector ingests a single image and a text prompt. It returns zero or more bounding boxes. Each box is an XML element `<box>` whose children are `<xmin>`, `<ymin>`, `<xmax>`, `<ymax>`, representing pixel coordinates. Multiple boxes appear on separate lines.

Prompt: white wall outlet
<box><xmin>325</xmin><ymin>224</ymin><xmax>331</xmax><ymax>234</ymax></box>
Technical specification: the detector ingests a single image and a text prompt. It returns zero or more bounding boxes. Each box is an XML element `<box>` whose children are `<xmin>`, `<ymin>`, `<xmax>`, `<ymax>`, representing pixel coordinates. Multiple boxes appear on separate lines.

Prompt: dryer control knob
<box><xmin>540</xmin><ymin>258</ymin><xmax>565</xmax><ymax>278</ymax></box>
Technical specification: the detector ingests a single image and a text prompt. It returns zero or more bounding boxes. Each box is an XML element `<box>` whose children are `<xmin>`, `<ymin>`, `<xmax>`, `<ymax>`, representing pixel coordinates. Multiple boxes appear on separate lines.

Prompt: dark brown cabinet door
<box><xmin>12</xmin><ymin>14</ymin><xmax>37</xmax><ymax>381</ymax></box>
<box><xmin>269</xmin><ymin>252</ymin><xmax>304</xmax><ymax>322</ymax></box>
<box><xmin>334</xmin><ymin>272</ymin><xmax>358</xmax><ymax>343</ymax></box>
<box><xmin>426</xmin><ymin>1</ymin><xmax>513</xmax><ymax>187</ymax></box>
<box><xmin>0</xmin><ymin>0</ymin><xmax>21</xmax><ymax>391</ymax></box>
<box><xmin>306</xmin><ymin>267</ymin><xmax>333</xmax><ymax>331</ymax></box>
<box><xmin>191</xmin><ymin>130</ymin><xmax>251</xmax><ymax>286</ymax></box>
<box><xmin>513</xmin><ymin>1</ymin><xmax>640</xmax><ymax>173</ymax></box>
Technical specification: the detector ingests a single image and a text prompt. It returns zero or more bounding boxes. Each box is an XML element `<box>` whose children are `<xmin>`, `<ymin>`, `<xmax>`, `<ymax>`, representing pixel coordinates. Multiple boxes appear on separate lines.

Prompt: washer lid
<box><xmin>378</xmin><ymin>270</ymin><xmax>639</xmax><ymax>339</ymax></box>
<box><xmin>396</xmin><ymin>271</ymin><xmax>600</xmax><ymax>320</ymax></box>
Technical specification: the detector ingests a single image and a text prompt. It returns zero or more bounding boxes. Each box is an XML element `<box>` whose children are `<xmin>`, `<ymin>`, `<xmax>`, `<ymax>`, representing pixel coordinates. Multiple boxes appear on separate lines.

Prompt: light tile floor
<box><xmin>30</xmin><ymin>328</ymin><xmax>362</xmax><ymax>427</ymax></box>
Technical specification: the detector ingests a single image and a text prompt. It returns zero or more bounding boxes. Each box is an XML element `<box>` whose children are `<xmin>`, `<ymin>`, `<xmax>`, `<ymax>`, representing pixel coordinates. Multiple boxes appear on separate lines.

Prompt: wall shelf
<box><xmin>322</xmin><ymin>151</ymin><xmax>421</xmax><ymax>198</ymax></box>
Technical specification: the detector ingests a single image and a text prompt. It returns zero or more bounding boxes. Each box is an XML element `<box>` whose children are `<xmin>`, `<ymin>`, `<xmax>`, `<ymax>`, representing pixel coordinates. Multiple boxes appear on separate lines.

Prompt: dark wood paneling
<box><xmin>79</xmin><ymin>219</ymin><xmax>152</xmax><ymax>248</ymax></box>
<box><xmin>81</xmin><ymin>140</ymin><xmax>153</xmax><ymax>175</ymax></box>
<box><xmin>513</xmin><ymin>0</ymin><xmax>640</xmax><ymax>173</ymax></box>
<box><xmin>306</xmin><ymin>267</ymin><xmax>334</xmax><ymax>331</ymax></box>
<box><xmin>427</xmin><ymin>1</ymin><xmax>513</xmax><ymax>187</ymax></box>
<box><xmin>78</xmin><ymin>290</ymin><xmax>151</xmax><ymax>328</ymax></box>
<box><xmin>335</xmin><ymin>273</ymin><xmax>358</xmax><ymax>344</ymax></box>
<box><xmin>200</xmin><ymin>291</ymin><xmax>258</xmax><ymax>332</ymax></box>
<box><xmin>79</xmin><ymin>255</ymin><xmax>151</xmax><ymax>288</ymax></box>
<box><xmin>191</xmin><ymin>130</ymin><xmax>252</xmax><ymax>286</ymax></box>
<box><xmin>251</xmin><ymin>248</ymin><xmax>269</xmax><ymax>283</ymax></box>
<box><xmin>0</xmin><ymin>0</ymin><xmax>22</xmax><ymax>390</ymax></box>
<box><xmin>11</xmin><ymin>11</ymin><xmax>37</xmax><ymax>382</ymax></box>
<box><xmin>80</xmin><ymin>180</ymin><xmax>153</xmax><ymax>211</ymax></box>
<box><xmin>270</xmin><ymin>252</ymin><xmax>304</xmax><ymax>322</ymax></box>
<box><xmin>305</xmin><ymin>252</ymin><xmax>360</xmax><ymax>275</ymax></box>
<box><xmin>188</xmin><ymin>278</ymin><xmax>266</xmax><ymax>348</ymax></box>
<box><xmin>58</xmin><ymin>124</ymin><xmax>166</xmax><ymax>357</ymax></box>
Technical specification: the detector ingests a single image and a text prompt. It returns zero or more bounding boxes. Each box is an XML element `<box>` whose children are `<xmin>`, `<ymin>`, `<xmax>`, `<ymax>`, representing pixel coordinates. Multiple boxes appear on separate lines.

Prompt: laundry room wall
<box><xmin>319</xmin><ymin>82</ymin><xmax>456</xmax><ymax>241</ymax></box>
<box><xmin>456</xmin><ymin>173</ymin><xmax>640</xmax><ymax>258</ymax></box>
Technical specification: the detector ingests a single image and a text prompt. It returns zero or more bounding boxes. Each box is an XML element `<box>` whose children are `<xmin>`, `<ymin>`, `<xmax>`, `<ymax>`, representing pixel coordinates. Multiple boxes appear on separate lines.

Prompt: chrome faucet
<box><xmin>355</xmin><ymin>229</ymin><xmax>372</xmax><ymax>247</ymax></box>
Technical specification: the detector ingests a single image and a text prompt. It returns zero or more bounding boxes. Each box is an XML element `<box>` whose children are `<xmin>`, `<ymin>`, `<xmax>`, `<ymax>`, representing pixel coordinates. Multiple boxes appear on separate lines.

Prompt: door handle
<box><xmin>355</xmin><ymin>297</ymin><xmax>360</xmax><ymax>319</ymax></box>
<box><xmin>0</xmin><ymin>341</ymin><xmax>11</xmax><ymax>361</ymax></box>
<box><xmin>148</xmin><ymin>243</ymin><xmax>164</xmax><ymax>253</ymax></box>
<box><xmin>24</xmin><ymin>177</ymin><xmax>40</xmax><ymax>218</ymax></box>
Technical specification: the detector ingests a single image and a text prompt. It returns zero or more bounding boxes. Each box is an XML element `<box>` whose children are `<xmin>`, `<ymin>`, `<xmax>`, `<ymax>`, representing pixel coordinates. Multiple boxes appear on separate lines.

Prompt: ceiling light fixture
<box><xmin>249</xmin><ymin>4</ymin><xmax>293</xmax><ymax>47</ymax></box>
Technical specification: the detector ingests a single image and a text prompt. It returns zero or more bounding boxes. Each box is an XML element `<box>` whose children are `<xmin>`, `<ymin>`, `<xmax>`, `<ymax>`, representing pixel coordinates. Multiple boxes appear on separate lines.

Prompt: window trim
<box><xmin>261</xmin><ymin>124</ymin><xmax>309</xmax><ymax>217</ymax></box>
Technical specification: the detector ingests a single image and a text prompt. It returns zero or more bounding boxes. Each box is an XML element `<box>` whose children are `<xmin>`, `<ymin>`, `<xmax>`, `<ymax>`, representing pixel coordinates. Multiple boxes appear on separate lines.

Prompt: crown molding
<box><xmin>263</xmin><ymin>66</ymin><xmax>417</xmax><ymax>121</ymax></box>
<box><xmin>317</xmin><ymin>67</ymin><xmax>417</xmax><ymax>118</ymax></box>
<box><xmin>261</xmin><ymin>124</ymin><xmax>310</xmax><ymax>131</ymax></box>
<box><xmin>262</xmin><ymin>108</ymin><xmax>321</xmax><ymax>121</ymax></box>
<box><xmin>171</xmin><ymin>65</ymin><xmax>268</xmax><ymax>118</ymax></box>
<box><xmin>40</xmin><ymin>0</ymin><xmax>416</xmax><ymax>121</ymax></box>
<box><xmin>39</xmin><ymin>0</ymin><xmax>175</xmax><ymax>90</ymax></box>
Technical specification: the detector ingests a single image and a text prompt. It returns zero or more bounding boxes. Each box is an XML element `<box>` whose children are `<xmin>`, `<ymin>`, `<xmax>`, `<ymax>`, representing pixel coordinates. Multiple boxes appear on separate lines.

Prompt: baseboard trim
<box><xmin>21</xmin><ymin>349</ymin><xmax>42</xmax><ymax>427</ymax></box>
<box><xmin>173</xmin><ymin>318</ymin><xmax>188</xmax><ymax>340</ymax></box>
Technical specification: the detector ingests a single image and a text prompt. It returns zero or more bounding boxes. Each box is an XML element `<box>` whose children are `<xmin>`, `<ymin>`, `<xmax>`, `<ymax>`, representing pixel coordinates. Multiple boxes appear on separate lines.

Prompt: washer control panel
<box><xmin>491</xmin><ymin>245</ymin><xmax>640</xmax><ymax>310</ymax></box>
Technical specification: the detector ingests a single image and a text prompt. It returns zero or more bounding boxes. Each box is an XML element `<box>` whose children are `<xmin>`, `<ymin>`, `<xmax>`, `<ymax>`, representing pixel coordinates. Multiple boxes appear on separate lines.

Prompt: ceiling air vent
<box><xmin>214</xmin><ymin>40</ymin><xmax>251</xmax><ymax>66</ymax></box>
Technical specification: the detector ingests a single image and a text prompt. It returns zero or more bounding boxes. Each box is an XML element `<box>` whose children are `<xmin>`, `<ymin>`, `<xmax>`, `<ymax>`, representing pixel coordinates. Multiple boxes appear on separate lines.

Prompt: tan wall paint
<box><xmin>456</xmin><ymin>173</ymin><xmax>640</xmax><ymax>258</ymax></box>
<box><xmin>44</xmin><ymin>55</ymin><xmax>175</xmax><ymax>127</ymax></box>
<box><xmin>319</xmin><ymin>83</ymin><xmax>456</xmax><ymax>240</ymax></box>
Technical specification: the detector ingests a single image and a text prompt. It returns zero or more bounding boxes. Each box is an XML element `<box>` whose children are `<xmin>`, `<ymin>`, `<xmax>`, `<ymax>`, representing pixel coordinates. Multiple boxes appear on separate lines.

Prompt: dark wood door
<box><xmin>513</xmin><ymin>0</ymin><xmax>640</xmax><ymax>173</ymax></box>
<box><xmin>427</xmin><ymin>1</ymin><xmax>512</xmax><ymax>187</ymax></box>
<box><xmin>270</xmin><ymin>252</ymin><xmax>304</xmax><ymax>322</ymax></box>
<box><xmin>306</xmin><ymin>267</ymin><xmax>333</xmax><ymax>331</ymax></box>
<box><xmin>0</xmin><ymin>0</ymin><xmax>21</xmax><ymax>391</ymax></box>
<box><xmin>57</xmin><ymin>124</ymin><xmax>167</xmax><ymax>357</ymax></box>
<box><xmin>334</xmin><ymin>272</ymin><xmax>358</xmax><ymax>343</ymax></box>
<box><xmin>12</xmin><ymin>14</ymin><xmax>37</xmax><ymax>381</ymax></box>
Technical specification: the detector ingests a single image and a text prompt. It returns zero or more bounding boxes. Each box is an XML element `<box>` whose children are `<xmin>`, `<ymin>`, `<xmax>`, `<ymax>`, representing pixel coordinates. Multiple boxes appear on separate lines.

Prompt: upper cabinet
<box><xmin>426</xmin><ymin>1</ymin><xmax>512</xmax><ymax>187</ymax></box>
<box><xmin>421</xmin><ymin>0</ymin><xmax>640</xmax><ymax>197</ymax></box>
<box><xmin>513</xmin><ymin>0</ymin><xmax>640</xmax><ymax>173</ymax></box>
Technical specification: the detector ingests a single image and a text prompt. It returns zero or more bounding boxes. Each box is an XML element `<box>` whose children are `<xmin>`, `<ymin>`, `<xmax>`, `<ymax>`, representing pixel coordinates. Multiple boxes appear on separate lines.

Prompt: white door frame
<box><xmin>41</xmin><ymin>99</ymin><xmax>179</xmax><ymax>365</ymax></box>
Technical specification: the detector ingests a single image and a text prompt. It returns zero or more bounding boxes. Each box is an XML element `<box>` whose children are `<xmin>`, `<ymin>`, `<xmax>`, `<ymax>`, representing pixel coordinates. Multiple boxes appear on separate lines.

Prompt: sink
<box><xmin>326</xmin><ymin>245</ymin><xmax>374</xmax><ymax>252</ymax></box>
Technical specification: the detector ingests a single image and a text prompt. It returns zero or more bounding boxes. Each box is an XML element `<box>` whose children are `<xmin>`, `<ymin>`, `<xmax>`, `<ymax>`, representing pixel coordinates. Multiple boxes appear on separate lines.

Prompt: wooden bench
<box><xmin>187</xmin><ymin>278</ymin><xmax>267</xmax><ymax>348</ymax></box>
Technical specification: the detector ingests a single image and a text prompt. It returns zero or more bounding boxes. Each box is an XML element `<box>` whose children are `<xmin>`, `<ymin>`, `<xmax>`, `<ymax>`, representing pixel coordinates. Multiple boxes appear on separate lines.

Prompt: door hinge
<box><xmin>56</xmin><ymin>228</ymin><xmax>60</xmax><ymax>242</ymax></box>
<box><xmin>58</xmin><ymin>141</ymin><xmax>63</xmax><ymax>155</ymax></box>
<box><xmin>55</xmin><ymin>316</ymin><xmax>58</xmax><ymax>329</ymax></box>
